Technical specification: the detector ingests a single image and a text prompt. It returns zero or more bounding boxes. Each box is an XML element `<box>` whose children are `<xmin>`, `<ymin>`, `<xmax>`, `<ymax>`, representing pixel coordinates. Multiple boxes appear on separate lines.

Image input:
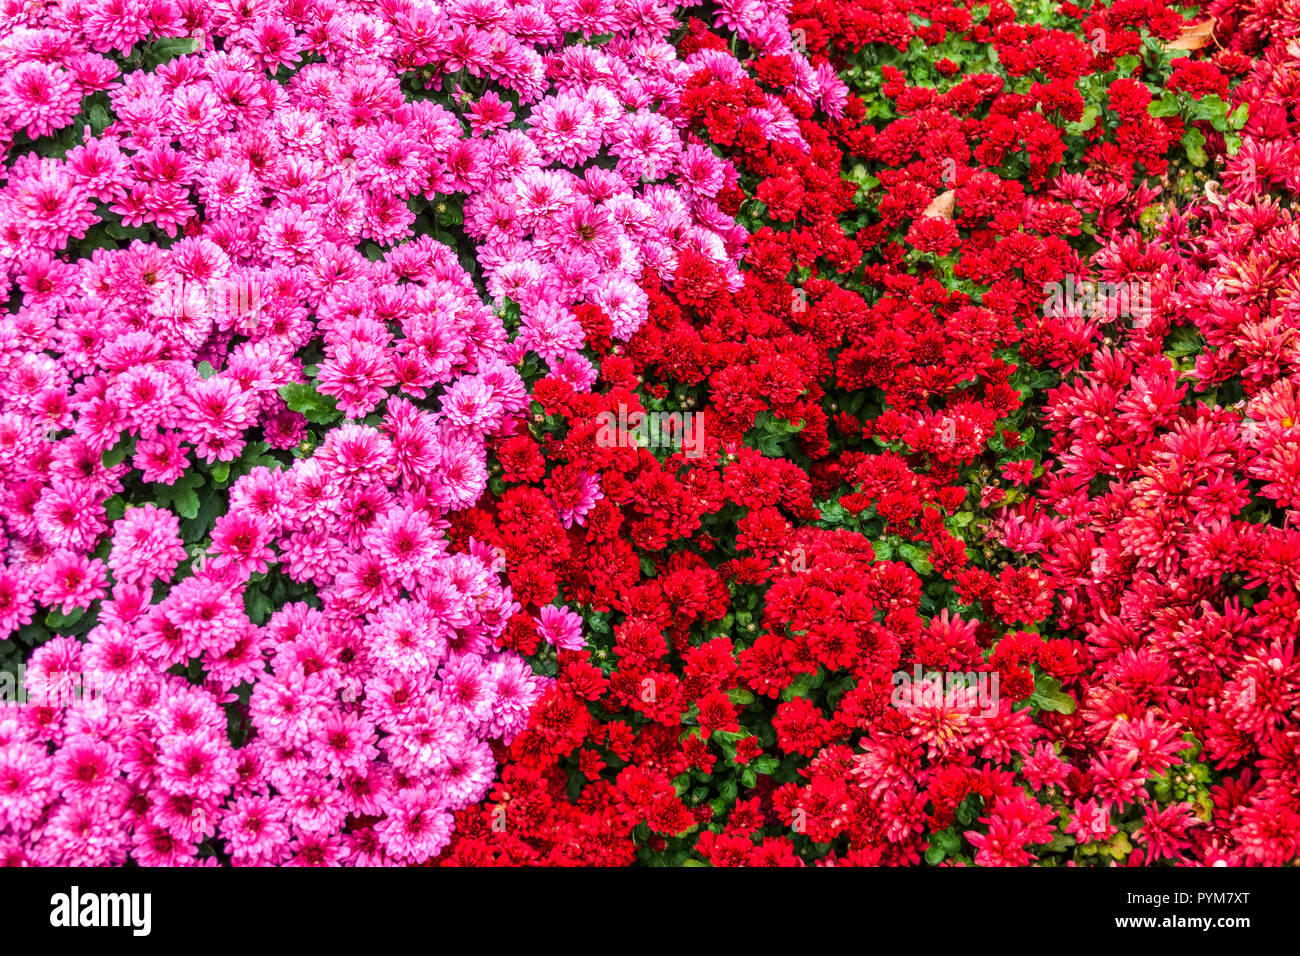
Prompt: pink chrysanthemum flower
<box><xmin>34</xmin><ymin>480</ymin><xmax>107</xmax><ymax>552</ymax></box>
<box><xmin>37</xmin><ymin>551</ymin><xmax>109</xmax><ymax>614</ymax></box>
<box><xmin>535</xmin><ymin>604</ymin><xmax>585</xmax><ymax>652</ymax></box>
<box><xmin>209</xmin><ymin>512</ymin><xmax>275</xmax><ymax>577</ymax></box>
<box><xmin>516</xmin><ymin>300</ymin><xmax>585</xmax><ymax>362</ymax></box>
<box><xmin>1</xmin><ymin>62</ymin><xmax>82</xmax><ymax>139</ymax></box>
<box><xmin>132</xmin><ymin>432</ymin><xmax>189</xmax><ymax>485</ymax></box>
<box><xmin>107</xmin><ymin>504</ymin><xmax>188</xmax><ymax>588</ymax></box>
<box><xmin>374</xmin><ymin>786</ymin><xmax>453</xmax><ymax>863</ymax></box>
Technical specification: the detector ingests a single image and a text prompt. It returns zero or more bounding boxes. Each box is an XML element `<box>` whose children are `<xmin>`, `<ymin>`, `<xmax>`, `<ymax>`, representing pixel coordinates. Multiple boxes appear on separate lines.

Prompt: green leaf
<box><xmin>244</xmin><ymin>589</ymin><xmax>273</xmax><ymax>625</ymax></box>
<box><xmin>438</xmin><ymin>197</ymin><xmax>464</xmax><ymax>227</ymax></box>
<box><xmin>1191</xmin><ymin>94</ymin><xmax>1230</xmax><ymax>132</ymax></box>
<box><xmin>1148</xmin><ymin>92</ymin><xmax>1182</xmax><ymax>118</ymax></box>
<box><xmin>173</xmin><ymin>485</ymin><xmax>201</xmax><ymax>520</ymax></box>
<box><xmin>104</xmin><ymin>495</ymin><xmax>127</xmax><ymax>522</ymax></box>
<box><xmin>955</xmin><ymin>794</ymin><xmax>983</xmax><ymax>826</ymax></box>
<box><xmin>1165</xmin><ymin>325</ymin><xmax>1203</xmax><ymax>358</ymax></box>
<box><xmin>898</xmin><ymin>542</ymin><xmax>933</xmax><ymax>574</ymax></box>
<box><xmin>102</xmin><ymin>439</ymin><xmax>131</xmax><ymax>467</ymax></box>
<box><xmin>279</xmin><ymin>382</ymin><xmax>341</xmax><ymax>425</ymax></box>
<box><xmin>1182</xmin><ymin>127</ymin><xmax>1207</xmax><ymax>167</ymax></box>
<box><xmin>755</xmin><ymin>410</ymin><xmax>805</xmax><ymax>435</ymax></box>
<box><xmin>1029</xmin><ymin>673</ymin><xmax>1077</xmax><ymax>714</ymax></box>
<box><xmin>1039</xmin><ymin>832</ymin><xmax>1078</xmax><ymax>853</ymax></box>
<box><xmin>780</xmin><ymin>670</ymin><xmax>824</xmax><ymax>701</ymax></box>
<box><xmin>87</xmin><ymin>102</ymin><xmax>112</xmax><ymax>137</ymax></box>
<box><xmin>750</xmin><ymin>755</ymin><xmax>779</xmax><ymax>775</ymax></box>
<box><xmin>1065</xmin><ymin>106</ymin><xmax>1098</xmax><ymax>136</ymax></box>
<box><xmin>143</xmin><ymin>36</ymin><xmax>200</xmax><ymax>68</ymax></box>
<box><xmin>153</xmin><ymin>472</ymin><xmax>205</xmax><ymax>521</ymax></box>
<box><xmin>566</xmin><ymin>769</ymin><xmax>584</xmax><ymax>803</ymax></box>
<box><xmin>931</xmin><ymin>827</ymin><xmax>963</xmax><ymax>855</ymax></box>
<box><xmin>181</xmin><ymin>489</ymin><xmax>226</xmax><ymax>543</ymax></box>
<box><xmin>105</xmin><ymin>221</ymin><xmax>151</xmax><ymax>241</ymax></box>
<box><xmin>45</xmin><ymin>608</ymin><xmax>84</xmax><ymax>631</ymax></box>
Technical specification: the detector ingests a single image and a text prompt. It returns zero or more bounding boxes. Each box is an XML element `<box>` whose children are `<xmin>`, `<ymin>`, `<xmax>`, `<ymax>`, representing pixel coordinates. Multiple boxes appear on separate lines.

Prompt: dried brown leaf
<box><xmin>923</xmin><ymin>189</ymin><xmax>956</xmax><ymax>219</ymax></box>
<box><xmin>1166</xmin><ymin>17</ymin><xmax>1216</xmax><ymax>51</ymax></box>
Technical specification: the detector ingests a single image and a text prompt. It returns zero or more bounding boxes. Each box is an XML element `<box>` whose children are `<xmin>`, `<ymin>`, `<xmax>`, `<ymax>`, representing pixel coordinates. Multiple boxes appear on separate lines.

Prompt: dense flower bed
<box><xmin>438</xmin><ymin>2</ymin><xmax>1300</xmax><ymax>867</ymax></box>
<box><xmin>2</xmin><ymin>0</ymin><xmax>1298</xmax><ymax>867</ymax></box>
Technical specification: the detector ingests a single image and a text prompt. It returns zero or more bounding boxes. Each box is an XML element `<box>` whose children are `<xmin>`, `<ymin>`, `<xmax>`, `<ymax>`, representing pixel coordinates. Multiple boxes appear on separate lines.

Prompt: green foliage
<box><xmin>279</xmin><ymin>381</ymin><xmax>342</xmax><ymax>425</ymax></box>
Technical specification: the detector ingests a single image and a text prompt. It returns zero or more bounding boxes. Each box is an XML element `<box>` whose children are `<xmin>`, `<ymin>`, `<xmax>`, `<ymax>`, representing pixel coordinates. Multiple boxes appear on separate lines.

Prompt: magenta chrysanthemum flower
<box><xmin>209</xmin><ymin>512</ymin><xmax>275</xmax><ymax>577</ymax></box>
<box><xmin>1</xmin><ymin>62</ymin><xmax>82</xmax><ymax>139</ymax></box>
<box><xmin>37</xmin><ymin>551</ymin><xmax>109</xmax><ymax>614</ymax></box>
<box><xmin>374</xmin><ymin>787</ymin><xmax>453</xmax><ymax>863</ymax></box>
<box><xmin>535</xmin><ymin>604</ymin><xmax>585</xmax><ymax>652</ymax></box>
<box><xmin>517</xmin><ymin>300</ymin><xmax>585</xmax><ymax>363</ymax></box>
<box><xmin>34</xmin><ymin>480</ymin><xmax>107</xmax><ymax>552</ymax></box>
<box><xmin>440</xmin><ymin>375</ymin><xmax>503</xmax><ymax>429</ymax></box>
<box><xmin>107</xmin><ymin>504</ymin><xmax>188</xmax><ymax>587</ymax></box>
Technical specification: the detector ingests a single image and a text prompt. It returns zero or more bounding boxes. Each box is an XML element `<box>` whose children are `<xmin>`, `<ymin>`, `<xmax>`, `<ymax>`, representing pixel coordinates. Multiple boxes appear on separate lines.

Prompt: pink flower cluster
<box><xmin>2</xmin><ymin>530</ymin><xmax>543</xmax><ymax>866</ymax></box>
